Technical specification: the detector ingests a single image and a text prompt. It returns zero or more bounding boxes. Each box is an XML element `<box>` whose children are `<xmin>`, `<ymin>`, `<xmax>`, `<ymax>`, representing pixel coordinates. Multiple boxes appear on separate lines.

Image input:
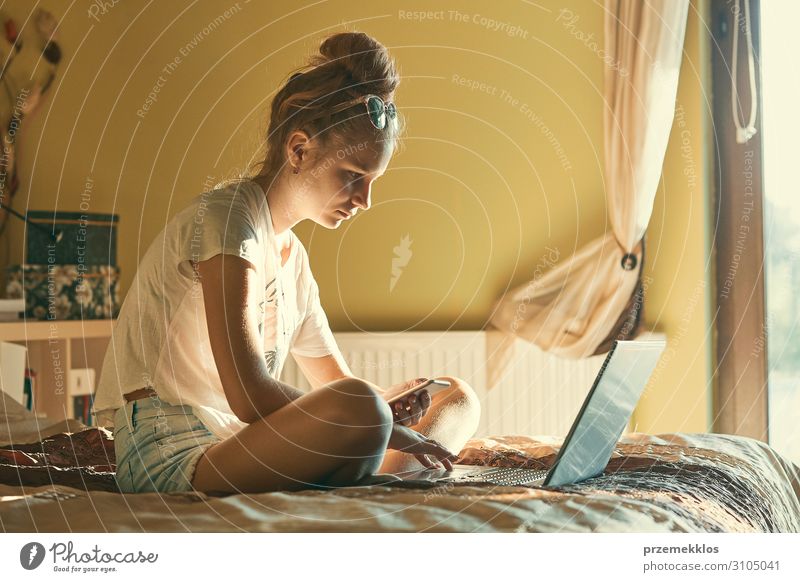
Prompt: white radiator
<box><xmin>281</xmin><ymin>331</ymin><xmax>653</xmax><ymax>438</ymax></box>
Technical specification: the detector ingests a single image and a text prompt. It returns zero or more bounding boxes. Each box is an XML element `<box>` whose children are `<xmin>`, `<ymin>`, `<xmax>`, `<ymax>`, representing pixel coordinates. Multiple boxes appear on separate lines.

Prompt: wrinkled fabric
<box><xmin>1</xmin><ymin>431</ymin><xmax>798</xmax><ymax>532</ymax></box>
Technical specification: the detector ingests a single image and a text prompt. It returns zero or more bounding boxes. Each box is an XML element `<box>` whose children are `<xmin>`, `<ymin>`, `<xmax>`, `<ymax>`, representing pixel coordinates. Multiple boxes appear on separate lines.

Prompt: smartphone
<box><xmin>386</xmin><ymin>378</ymin><xmax>451</xmax><ymax>405</ymax></box>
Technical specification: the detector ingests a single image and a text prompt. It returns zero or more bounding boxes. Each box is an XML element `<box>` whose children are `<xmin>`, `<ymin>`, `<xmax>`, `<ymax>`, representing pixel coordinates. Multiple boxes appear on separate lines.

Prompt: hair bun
<box><xmin>311</xmin><ymin>31</ymin><xmax>393</xmax><ymax>88</ymax></box>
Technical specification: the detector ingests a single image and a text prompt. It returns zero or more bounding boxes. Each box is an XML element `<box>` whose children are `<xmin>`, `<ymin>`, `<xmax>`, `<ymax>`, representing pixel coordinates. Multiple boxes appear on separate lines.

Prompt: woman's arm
<box><xmin>195</xmin><ymin>253</ymin><xmax>306</xmax><ymax>424</ymax></box>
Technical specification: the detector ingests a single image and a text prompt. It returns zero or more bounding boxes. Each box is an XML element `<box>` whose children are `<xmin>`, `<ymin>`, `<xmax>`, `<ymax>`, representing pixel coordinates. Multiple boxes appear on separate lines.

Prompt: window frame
<box><xmin>710</xmin><ymin>0</ymin><xmax>768</xmax><ymax>441</ymax></box>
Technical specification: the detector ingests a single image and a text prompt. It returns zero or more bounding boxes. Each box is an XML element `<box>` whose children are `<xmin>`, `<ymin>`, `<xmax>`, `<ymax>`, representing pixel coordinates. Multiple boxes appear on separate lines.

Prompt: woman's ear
<box><xmin>285</xmin><ymin>130</ymin><xmax>310</xmax><ymax>171</ymax></box>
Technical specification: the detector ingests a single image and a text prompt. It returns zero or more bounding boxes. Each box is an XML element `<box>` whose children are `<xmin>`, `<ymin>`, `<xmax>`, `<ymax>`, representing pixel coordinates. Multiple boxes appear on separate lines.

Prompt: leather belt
<box><xmin>124</xmin><ymin>387</ymin><xmax>158</xmax><ymax>402</ymax></box>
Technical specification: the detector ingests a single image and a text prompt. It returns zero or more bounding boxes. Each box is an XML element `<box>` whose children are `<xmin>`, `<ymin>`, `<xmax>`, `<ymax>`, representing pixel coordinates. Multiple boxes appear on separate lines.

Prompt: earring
<box><xmin>292</xmin><ymin>165</ymin><xmax>300</xmax><ymax>174</ymax></box>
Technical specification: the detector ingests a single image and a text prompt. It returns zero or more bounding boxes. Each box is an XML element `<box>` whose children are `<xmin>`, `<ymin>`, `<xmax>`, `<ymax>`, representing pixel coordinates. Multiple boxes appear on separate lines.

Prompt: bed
<box><xmin>2</xmin><ymin>391</ymin><xmax>799</xmax><ymax>532</ymax></box>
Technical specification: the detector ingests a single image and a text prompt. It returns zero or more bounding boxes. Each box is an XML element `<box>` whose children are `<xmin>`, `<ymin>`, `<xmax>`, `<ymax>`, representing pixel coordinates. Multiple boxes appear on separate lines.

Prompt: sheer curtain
<box><xmin>487</xmin><ymin>0</ymin><xmax>690</xmax><ymax>386</ymax></box>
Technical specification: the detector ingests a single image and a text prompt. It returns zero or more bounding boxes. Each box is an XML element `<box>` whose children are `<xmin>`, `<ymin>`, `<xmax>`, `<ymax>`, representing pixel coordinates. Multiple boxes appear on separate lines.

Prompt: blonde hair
<box><xmin>251</xmin><ymin>31</ymin><xmax>404</xmax><ymax>178</ymax></box>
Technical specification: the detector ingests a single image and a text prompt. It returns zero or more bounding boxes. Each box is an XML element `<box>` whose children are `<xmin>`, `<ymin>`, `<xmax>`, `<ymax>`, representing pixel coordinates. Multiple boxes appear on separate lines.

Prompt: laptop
<box><xmin>396</xmin><ymin>338</ymin><xmax>666</xmax><ymax>488</ymax></box>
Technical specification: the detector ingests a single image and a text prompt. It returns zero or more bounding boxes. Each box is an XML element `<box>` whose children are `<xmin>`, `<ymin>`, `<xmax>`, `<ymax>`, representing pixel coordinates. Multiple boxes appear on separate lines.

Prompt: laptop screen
<box><xmin>543</xmin><ymin>340</ymin><xmax>665</xmax><ymax>488</ymax></box>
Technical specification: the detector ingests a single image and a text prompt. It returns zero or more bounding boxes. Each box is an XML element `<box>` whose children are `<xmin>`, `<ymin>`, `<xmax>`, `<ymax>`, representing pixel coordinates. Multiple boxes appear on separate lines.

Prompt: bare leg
<box><xmin>191</xmin><ymin>377</ymin><xmax>393</xmax><ymax>494</ymax></box>
<box><xmin>378</xmin><ymin>376</ymin><xmax>481</xmax><ymax>474</ymax></box>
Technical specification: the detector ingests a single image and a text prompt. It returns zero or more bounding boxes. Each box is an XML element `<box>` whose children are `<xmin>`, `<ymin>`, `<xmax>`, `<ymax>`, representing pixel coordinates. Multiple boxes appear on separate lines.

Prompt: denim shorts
<box><xmin>112</xmin><ymin>394</ymin><xmax>221</xmax><ymax>494</ymax></box>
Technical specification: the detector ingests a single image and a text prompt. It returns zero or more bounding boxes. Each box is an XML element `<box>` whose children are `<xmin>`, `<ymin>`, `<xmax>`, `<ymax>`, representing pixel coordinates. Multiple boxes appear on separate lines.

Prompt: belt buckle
<box><xmin>125</xmin><ymin>387</ymin><xmax>155</xmax><ymax>403</ymax></box>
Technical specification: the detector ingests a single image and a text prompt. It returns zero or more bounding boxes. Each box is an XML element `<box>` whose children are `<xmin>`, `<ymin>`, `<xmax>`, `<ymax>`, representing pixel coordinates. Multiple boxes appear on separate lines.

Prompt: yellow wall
<box><xmin>1</xmin><ymin>0</ymin><xmax>712</xmax><ymax>432</ymax></box>
<box><xmin>639</xmin><ymin>0</ymin><xmax>713</xmax><ymax>434</ymax></box>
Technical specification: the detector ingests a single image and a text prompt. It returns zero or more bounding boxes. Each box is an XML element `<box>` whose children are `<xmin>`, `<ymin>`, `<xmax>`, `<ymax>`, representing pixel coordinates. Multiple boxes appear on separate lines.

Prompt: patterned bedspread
<box><xmin>1</xmin><ymin>424</ymin><xmax>799</xmax><ymax>532</ymax></box>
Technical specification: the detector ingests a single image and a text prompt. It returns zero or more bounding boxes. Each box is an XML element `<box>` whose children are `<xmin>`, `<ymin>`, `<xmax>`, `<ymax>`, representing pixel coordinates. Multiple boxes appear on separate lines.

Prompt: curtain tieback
<box><xmin>621</xmin><ymin>253</ymin><xmax>638</xmax><ymax>270</ymax></box>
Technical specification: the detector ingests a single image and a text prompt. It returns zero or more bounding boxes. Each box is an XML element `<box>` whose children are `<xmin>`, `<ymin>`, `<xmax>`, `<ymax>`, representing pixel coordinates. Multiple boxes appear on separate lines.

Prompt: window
<box><xmin>761</xmin><ymin>0</ymin><xmax>800</xmax><ymax>465</ymax></box>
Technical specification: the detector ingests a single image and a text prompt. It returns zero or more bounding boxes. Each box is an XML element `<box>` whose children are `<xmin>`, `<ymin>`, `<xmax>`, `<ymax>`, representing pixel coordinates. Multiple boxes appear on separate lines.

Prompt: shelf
<box><xmin>0</xmin><ymin>319</ymin><xmax>115</xmax><ymax>423</ymax></box>
<box><xmin>0</xmin><ymin>319</ymin><xmax>115</xmax><ymax>342</ymax></box>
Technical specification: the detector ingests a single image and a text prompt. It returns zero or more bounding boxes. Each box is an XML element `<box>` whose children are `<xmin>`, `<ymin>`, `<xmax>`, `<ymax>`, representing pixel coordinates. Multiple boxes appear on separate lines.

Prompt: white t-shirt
<box><xmin>92</xmin><ymin>178</ymin><xmax>340</xmax><ymax>439</ymax></box>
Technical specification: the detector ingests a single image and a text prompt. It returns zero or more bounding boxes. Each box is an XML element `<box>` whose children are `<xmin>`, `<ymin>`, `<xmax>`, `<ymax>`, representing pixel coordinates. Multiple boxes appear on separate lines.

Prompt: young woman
<box><xmin>93</xmin><ymin>31</ymin><xmax>481</xmax><ymax>495</ymax></box>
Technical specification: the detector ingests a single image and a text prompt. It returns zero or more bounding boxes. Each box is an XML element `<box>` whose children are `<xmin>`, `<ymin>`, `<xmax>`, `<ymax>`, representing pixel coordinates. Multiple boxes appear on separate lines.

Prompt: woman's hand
<box><xmin>387</xmin><ymin>424</ymin><xmax>459</xmax><ymax>471</ymax></box>
<box><xmin>382</xmin><ymin>377</ymin><xmax>432</xmax><ymax>427</ymax></box>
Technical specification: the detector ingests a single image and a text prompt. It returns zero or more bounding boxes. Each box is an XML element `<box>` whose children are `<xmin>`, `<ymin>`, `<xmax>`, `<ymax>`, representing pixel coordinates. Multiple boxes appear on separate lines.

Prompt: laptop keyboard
<box><xmin>454</xmin><ymin>467</ymin><xmax>550</xmax><ymax>486</ymax></box>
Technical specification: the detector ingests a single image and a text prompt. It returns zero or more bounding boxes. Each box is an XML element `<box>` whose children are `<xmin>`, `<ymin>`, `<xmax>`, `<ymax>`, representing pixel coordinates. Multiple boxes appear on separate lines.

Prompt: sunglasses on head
<box><xmin>326</xmin><ymin>94</ymin><xmax>397</xmax><ymax>130</ymax></box>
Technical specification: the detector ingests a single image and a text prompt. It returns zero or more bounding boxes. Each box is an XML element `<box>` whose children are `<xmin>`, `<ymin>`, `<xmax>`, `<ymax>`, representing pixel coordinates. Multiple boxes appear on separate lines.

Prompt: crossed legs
<box><xmin>190</xmin><ymin>375</ymin><xmax>481</xmax><ymax>495</ymax></box>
